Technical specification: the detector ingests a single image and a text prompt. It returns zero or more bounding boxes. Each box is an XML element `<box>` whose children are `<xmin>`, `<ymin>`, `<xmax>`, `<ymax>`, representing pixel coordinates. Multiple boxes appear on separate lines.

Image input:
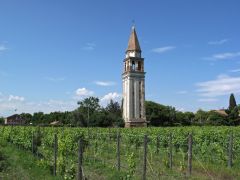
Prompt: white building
<box><xmin>122</xmin><ymin>26</ymin><xmax>147</xmax><ymax>127</ymax></box>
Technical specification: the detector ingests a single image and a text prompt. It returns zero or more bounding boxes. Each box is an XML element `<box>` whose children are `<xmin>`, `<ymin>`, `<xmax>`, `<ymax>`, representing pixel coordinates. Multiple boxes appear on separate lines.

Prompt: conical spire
<box><xmin>126</xmin><ymin>26</ymin><xmax>141</xmax><ymax>52</ymax></box>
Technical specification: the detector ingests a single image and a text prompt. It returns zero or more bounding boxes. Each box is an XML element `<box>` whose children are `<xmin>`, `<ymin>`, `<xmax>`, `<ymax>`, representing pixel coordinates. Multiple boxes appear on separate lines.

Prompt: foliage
<box><xmin>73</xmin><ymin>97</ymin><xmax>123</xmax><ymax>127</ymax></box>
<box><xmin>0</xmin><ymin>117</ymin><xmax>5</xmax><ymax>125</ymax></box>
<box><xmin>207</xmin><ymin>111</ymin><xmax>227</xmax><ymax>125</ymax></box>
<box><xmin>4</xmin><ymin>95</ymin><xmax>240</xmax><ymax>127</ymax></box>
<box><xmin>6</xmin><ymin>97</ymin><xmax>123</xmax><ymax>127</ymax></box>
<box><xmin>229</xmin><ymin>93</ymin><xmax>237</xmax><ymax>111</ymax></box>
<box><xmin>146</xmin><ymin>101</ymin><xmax>194</xmax><ymax>126</ymax></box>
<box><xmin>228</xmin><ymin>107</ymin><xmax>240</xmax><ymax>125</ymax></box>
<box><xmin>193</xmin><ymin>109</ymin><xmax>209</xmax><ymax>125</ymax></box>
<box><xmin>176</xmin><ymin>111</ymin><xmax>194</xmax><ymax>126</ymax></box>
<box><xmin>1</xmin><ymin>126</ymin><xmax>240</xmax><ymax>179</ymax></box>
<box><xmin>226</xmin><ymin>94</ymin><xmax>240</xmax><ymax>125</ymax></box>
<box><xmin>145</xmin><ymin>101</ymin><xmax>175</xmax><ymax>126</ymax></box>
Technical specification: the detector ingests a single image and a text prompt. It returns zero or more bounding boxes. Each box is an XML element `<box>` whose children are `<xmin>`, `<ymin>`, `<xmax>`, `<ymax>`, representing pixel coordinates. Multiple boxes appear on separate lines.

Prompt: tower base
<box><xmin>125</xmin><ymin>120</ymin><xmax>147</xmax><ymax>128</ymax></box>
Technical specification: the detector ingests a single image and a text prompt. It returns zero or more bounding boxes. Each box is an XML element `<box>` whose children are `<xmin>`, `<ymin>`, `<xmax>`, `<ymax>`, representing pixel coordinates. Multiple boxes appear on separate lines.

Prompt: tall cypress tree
<box><xmin>229</xmin><ymin>93</ymin><xmax>237</xmax><ymax>110</ymax></box>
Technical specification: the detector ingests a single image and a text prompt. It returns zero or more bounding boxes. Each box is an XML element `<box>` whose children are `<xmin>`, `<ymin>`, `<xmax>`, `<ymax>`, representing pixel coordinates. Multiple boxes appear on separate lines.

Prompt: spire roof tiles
<box><xmin>127</xmin><ymin>26</ymin><xmax>141</xmax><ymax>52</ymax></box>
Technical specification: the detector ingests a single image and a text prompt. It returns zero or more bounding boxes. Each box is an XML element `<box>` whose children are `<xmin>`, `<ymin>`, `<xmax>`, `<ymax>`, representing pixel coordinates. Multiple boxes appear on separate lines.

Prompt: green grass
<box><xmin>0</xmin><ymin>140</ymin><xmax>62</xmax><ymax>180</ymax></box>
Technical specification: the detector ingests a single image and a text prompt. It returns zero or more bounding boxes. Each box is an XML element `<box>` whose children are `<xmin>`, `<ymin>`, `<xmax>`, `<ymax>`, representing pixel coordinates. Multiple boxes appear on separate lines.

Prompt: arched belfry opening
<box><xmin>122</xmin><ymin>26</ymin><xmax>147</xmax><ymax>127</ymax></box>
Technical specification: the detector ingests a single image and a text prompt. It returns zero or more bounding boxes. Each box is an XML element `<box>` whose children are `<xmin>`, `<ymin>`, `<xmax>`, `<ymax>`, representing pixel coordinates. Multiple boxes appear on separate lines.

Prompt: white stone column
<box><xmin>128</xmin><ymin>77</ymin><xmax>132</xmax><ymax>119</ymax></box>
<box><xmin>123</xmin><ymin>79</ymin><xmax>125</xmax><ymax>119</ymax></box>
<box><xmin>125</xmin><ymin>79</ymin><xmax>127</xmax><ymax>119</ymax></box>
<box><xmin>135</xmin><ymin>80</ymin><xmax>140</xmax><ymax>118</ymax></box>
<box><xmin>141</xmin><ymin>79</ymin><xmax>146</xmax><ymax>119</ymax></box>
<box><xmin>126</xmin><ymin>78</ymin><xmax>129</xmax><ymax>120</ymax></box>
<box><xmin>123</xmin><ymin>78</ymin><xmax>126</xmax><ymax>120</ymax></box>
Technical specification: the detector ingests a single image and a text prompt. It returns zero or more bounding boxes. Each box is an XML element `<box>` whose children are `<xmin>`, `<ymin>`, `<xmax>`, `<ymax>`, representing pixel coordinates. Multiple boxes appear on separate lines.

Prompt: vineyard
<box><xmin>0</xmin><ymin>126</ymin><xmax>240</xmax><ymax>179</ymax></box>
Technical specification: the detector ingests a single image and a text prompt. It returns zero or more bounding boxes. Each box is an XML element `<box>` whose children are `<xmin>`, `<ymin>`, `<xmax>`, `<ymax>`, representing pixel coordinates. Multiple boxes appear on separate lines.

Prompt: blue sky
<box><xmin>1</xmin><ymin>0</ymin><xmax>240</xmax><ymax>116</ymax></box>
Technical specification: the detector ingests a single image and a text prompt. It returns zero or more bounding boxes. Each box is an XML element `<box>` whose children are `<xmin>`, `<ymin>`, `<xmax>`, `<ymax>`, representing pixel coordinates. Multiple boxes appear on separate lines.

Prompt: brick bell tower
<box><xmin>122</xmin><ymin>26</ymin><xmax>147</xmax><ymax>127</ymax></box>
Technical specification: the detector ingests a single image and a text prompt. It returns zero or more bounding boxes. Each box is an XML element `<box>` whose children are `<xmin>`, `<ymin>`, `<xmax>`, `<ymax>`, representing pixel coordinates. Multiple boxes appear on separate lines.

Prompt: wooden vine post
<box><xmin>32</xmin><ymin>131</ymin><xmax>34</xmax><ymax>154</ymax></box>
<box><xmin>143</xmin><ymin>135</ymin><xmax>148</xmax><ymax>180</ymax></box>
<box><xmin>156</xmin><ymin>135</ymin><xmax>160</xmax><ymax>154</ymax></box>
<box><xmin>116</xmin><ymin>130</ymin><xmax>120</xmax><ymax>171</ymax></box>
<box><xmin>53</xmin><ymin>134</ymin><xmax>58</xmax><ymax>176</ymax></box>
<box><xmin>187</xmin><ymin>133</ymin><xmax>193</xmax><ymax>176</ymax></box>
<box><xmin>228</xmin><ymin>132</ymin><xmax>233</xmax><ymax>168</ymax></box>
<box><xmin>169</xmin><ymin>133</ymin><xmax>173</xmax><ymax>169</ymax></box>
<box><xmin>78</xmin><ymin>138</ymin><xmax>83</xmax><ymax>180</ymax></box>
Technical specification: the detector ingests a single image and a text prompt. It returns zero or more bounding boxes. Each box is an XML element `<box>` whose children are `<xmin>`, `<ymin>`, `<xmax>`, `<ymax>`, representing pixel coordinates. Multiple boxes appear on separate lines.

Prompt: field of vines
<box><xmin>0</xmin><ymin>126</ymin><xmax>240</xmax><ymax>179</ymax></box>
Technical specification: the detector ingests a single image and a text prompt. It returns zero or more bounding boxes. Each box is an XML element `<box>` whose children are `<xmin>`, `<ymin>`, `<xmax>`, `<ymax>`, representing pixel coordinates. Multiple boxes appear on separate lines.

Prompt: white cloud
<box><xmin>198</xmin><ymin>98</ymin><xmax>218</xmax><ymax>102</ymax></box>
<box><xmin>100</xmin><ymin>92</ymin><xmax>121</xmax><ymax>104</ymax></box>
<box><xmin>82</xmin><ymin>42</ymin><xmax>96</xmax><ymax>51</ymax></box>
<box><xmin>0</xmin><ymin>92</ymin><xmax>77</xmax><ymax>116</ymax></box>
<box><xmin>8</xmin><ymin>95</ymin><xmax>25</xmax><ymax>102</ymax></box>
<box><xmin>0</xmin><ymin>92</ymin><xmax>3</xmax><ymax>102</ymax></box>
<box><xmin>206</xmin><ymin>51</ymin><xmax>240</xmax><ymax>60</ymax></box>
<box><xmin>213</xmin><ymin>52</ymin><xmax>240</xmax><ymax>60</ymax></box>
<box><xmin>0</xmin><ymin>44</ymin><xmax>7</xmax><ymax>52</ymax></box>
<box><xmin>208</xmin><ymin>39</ymin><xmax>229</xmax><ymax>45</ymax></box>
<box><xmin>196</xmin><ymin>74</ymin><xmax>240</xmax><ymax>97</ymax></box>
<box><xmin>229</xmin><ymin>69</ymin><xmax>240</xmax><ymax>73</ymax></box>
<box><xmin>176</xmin><ymin>90</ymin><xmax>188</xmax><ymax>94</ymax></box>
<box><xmin>176</xmin><ymin>107</ymin><xmax>185</xmax><ymax>112</ymax></box>
<box><xmin>42</xmin><ymin>99</ymin><xmax>76</xmax><ymax>112</ymax></box>
<box><xmin>152</xmin><ymin>46</ymin><xmax>176</xmax><ymax>53</ymax></box>
<box><xmin>0</xmin><ymin>99</ymin><xmax>77</xmax><ymax>116</ymax></box>
<box><xmin>75</xmin><ymin>88</ymin><xmax>94</xmax><ymax>97</ymax></box>
<box><xmin>45</xmin><ymin>77</ymin><xmax>66</xmax><ymax>82</ymax></box>
<box><xmin>95</xmin><ymin>81</ymin><xmax>116</xmax><ymax>86</ymax></box>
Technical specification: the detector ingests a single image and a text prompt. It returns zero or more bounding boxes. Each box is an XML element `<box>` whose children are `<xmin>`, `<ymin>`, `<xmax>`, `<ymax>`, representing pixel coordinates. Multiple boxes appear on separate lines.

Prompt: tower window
<box><xmin>138</xmin><ymin>61</ymin><xmax>141</xmax><ymax>71</ymax></box>
<box><xmin>132</xmin><ymin>61</ymin><xmax>135</xmax><ymax>71</ymax></box>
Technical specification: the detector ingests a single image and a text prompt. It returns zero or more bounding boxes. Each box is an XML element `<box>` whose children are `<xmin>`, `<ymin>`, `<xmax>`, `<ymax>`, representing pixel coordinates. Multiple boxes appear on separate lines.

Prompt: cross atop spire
<box><xmin>126</xmin><ymin>26</ymin><xmax>141</xmax><ymax>52</ymax></box>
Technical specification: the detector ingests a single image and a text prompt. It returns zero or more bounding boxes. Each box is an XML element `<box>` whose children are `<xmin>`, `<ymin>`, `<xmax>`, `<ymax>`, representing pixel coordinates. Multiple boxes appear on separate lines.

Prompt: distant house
<box><xmin>214</xmin><ymin>109</ymin><xmax>228</xmax><ymax>117</ymax></box>
<box><xmin>5</xmin><ymin>114</ymin><xmax>25</xmax><ymax>125</ymax></box>
<box><xmin>50</xmin><ymin>121</ymin><xmax>62</xmax><ymax>126</ymax></box>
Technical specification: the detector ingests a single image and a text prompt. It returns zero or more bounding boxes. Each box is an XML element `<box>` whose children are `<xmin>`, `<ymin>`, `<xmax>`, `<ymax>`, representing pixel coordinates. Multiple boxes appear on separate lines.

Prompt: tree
<box><xmin>193</xmin><ymin>109</ymin><xmax>209</xmax><ymax>125</ymax></box>
<box><xmin>145</xmin><ymin>101</ymin><xmax>164</xmax><ymax>126</ymax></box>
<box><xmin>175</xmin><ymin>111</ymin><xmax>194</xmax><ymax>126</ymax></box>
<box><xmin>71</xmin><ymin>97</ymin><xmax>124</xmax><ymax>127</ymax></box>
<box><xmin>20</xmin><ymin>113</ymin><xmax>32</xmax><ymax>124</ymax></box>
<box><xmin>105</xmin><ymin>100</ymin><xmax>124</xmax><ymax>127</ymax></box>
<box><xmin>226</xmin><ymin>94</ymin><xmax>240</xmax><ymax>126</ymax></box>
<box><xmin>145</xmin><ymin>101</ymin><xmax>176</xmax><ymax>126</ymax></box>
<box><xmin>105</xmin><ymin>100</ymin><xmax>121</xmax><ymax>116</ymax></box>
<box><xmin>229</xmin><ymin>93</ymin><xmax>237</xmax><ymax>111</ymax></box>
<box><xmin>74</xmin><ymin>97</ymin><xmax>101</xmax><ymax>127</ymax></box>
<box><xmin>72</xmin><ymin>110</ymin><xmax>86</xmax><ymax>126</ymax></box>
<box><xmin>77</xmin><ymin>97</ymin><xmax>100</xmax><ymax>114</ymax></box>
<box><xmin>228</xmin><ymin>106</ymin><xmax>240</xmax><ymax>125</ymax></box>
<box><xmin>207</xmin><ymin>111</ymin><xmax>227</xmax><ymax>125</ymax></box>
<box><xmin>61</xmin><ymin>111</ymin><xmax>74</xmax><ymax>124</ymax></box>
<box><xmin>184</xmin><ymin>112</ymin><xmax>195</xmax><ymax>125</ymax></box>
<box><xmin>32</xmin><ymin>112</ymin><xmax>45</xmax><ymax>125</ymax></box>
<box><xmin>0</xmin><ymin>117</ymin><xmax>5</xmax><ymax>124</ymax></box>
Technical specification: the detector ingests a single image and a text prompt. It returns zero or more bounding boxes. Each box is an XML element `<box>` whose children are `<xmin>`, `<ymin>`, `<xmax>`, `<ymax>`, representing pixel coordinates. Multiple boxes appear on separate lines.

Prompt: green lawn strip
<box><xmin>190</xmin><ymin>160</ymin><xmax>240</xmax><ymax>180</ymax></box>
<box><xmin>0</xmin><ymin>140</ymin><xmax>62</xmax><ymax>180</ymax></box>
<box><xmin>83</xmin><ymin>157</ymin><xmax>128</xmax><ymax>180</ymax></box>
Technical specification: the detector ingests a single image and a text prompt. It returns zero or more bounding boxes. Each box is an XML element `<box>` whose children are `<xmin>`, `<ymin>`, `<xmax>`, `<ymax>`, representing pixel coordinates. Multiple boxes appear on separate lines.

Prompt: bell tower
<box><xmin>122</xmin><ymin>26</ymin><xmax>147</xmax><ymax>127</ymax></box>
